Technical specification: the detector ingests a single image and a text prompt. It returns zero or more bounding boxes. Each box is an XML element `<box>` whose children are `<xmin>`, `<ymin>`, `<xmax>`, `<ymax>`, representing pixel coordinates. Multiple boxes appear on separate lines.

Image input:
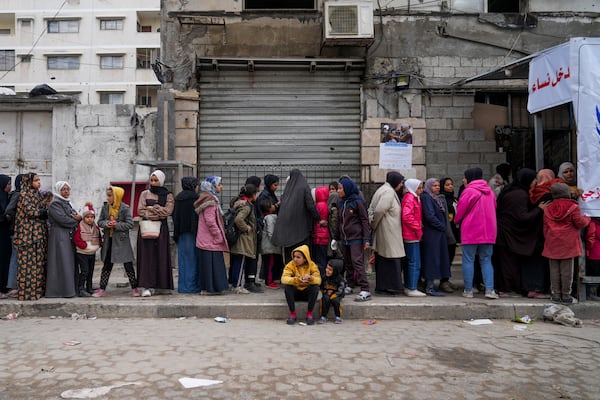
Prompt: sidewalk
<box><xmin>2</xmin><ymin>263</ymin><xmax>599</xmax><ymax>321</ymax></box>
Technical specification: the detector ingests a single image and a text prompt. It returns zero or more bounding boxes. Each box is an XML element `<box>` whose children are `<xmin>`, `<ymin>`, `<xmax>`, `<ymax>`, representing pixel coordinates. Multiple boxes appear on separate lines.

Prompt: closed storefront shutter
<box><xmin>197</xmin><ymin>58</ymin><xmax>363</xmax><ymax>204</ymax></box>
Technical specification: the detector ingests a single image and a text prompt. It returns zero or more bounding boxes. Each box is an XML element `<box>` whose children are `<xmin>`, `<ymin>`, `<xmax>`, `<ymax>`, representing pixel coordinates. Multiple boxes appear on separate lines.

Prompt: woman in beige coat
<box><xmin>368</xmin><ymin>172</ymin><xmax>405</xmax><ymax>295</ymax></box>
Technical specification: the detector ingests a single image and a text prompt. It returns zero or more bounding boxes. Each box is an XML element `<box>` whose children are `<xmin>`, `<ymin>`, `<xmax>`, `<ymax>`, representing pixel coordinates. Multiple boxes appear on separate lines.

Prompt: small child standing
<box><xmin>542</xmin><ymin>183</ymin><xmax>591</xmax><ymax>305</ymax></box>
<box><xmin>259</xmin><ymin>198</ymin><xmax>283</xmax><ymax>288</ymax></box>
<box><xmin>585</xmin><ymin>217</ymin><xmax>599</xmax><ymax>300</ymax></box>
<box><xmin>318</xmin><ymin>258</ymin><xmax>346</xmax><ymax>324</ymax></box>
<box><xmin>73</xmin><ymin>202</ymin><xmax>102</xmax><ymax>297</ymax></box>
<box><xmin>312</xmin><ymin>186</ymin><xmax>330</xmax><ymax>278</ymax></box>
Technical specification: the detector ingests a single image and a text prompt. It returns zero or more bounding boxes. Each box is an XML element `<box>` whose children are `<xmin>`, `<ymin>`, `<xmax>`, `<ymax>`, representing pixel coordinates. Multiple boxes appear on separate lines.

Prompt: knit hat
<box><xmin>81</xmin><ymin>202</ymin><xmax>95</xmax><ymax>217</ymax></box>
<box><xmin>264</xmin><ymin>174</ymin><xmax>279</xmax><ymax>188</ymax></box>
<box><xmin>386</xmin><ymin>171</ymin><xmax>405</xmax><ymax>189</ymax></box>
<box><xmin>464</xmin><ymin>167</ymin><xmax>483</xmax><ymax>183</ymax></box>
<box><xmin>245</xmin><ymin>176</ymin><xmax>261</xmax><ymax>187</ymax></box>
<box><xmin>550</xmin><ymin>182</ymin><xmax>570</xmax><ymax>199</ymax></box>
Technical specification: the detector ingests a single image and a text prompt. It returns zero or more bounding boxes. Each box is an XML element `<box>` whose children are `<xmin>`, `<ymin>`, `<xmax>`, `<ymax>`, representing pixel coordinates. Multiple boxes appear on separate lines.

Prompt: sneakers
<box><xmin>78</xmin><ymin>290</ymin><xmax>92</xmax><ymax>297</ymax></box>
<box><xmin>404</xmin><ymin>289</ymin><xmax>426</xmax><ymax>297</ymax></box>
<box><xmin>439</xmin><ymin>281</ymin><xmax>454</xmax><ymax>293</ymax></box>
<box><xmin>286</xmin><ymin>312</ymin><xmax>297</xmax><ymax>325</ymax></box>
<box><xmin>92</xmin><ymin>289</ymin><xmax>105</xmax><ymax>298</ymax></box>
<box><xmin>306</xmin><ymin>313</ymin><xmax>315</xmax><ymax>325</ymax></box>
<box><xmin>7</xmin><ymin>289</ymin><xmax>18</xmax><ymax>298</ymax></box>
<box><xmin>141</xmin><ymin>289</ymin><xmax>153</xmax><ymax>297</ymax></box>
<box><xmin>485</xmin><ymin>290</ymin><xmax>499</xmax><ymax>299</ymax></box>
<box><xmin>244</xmin><ymin>282</ymin><xmax>264</xmax><ymax>293</ymax></box>
<box><xmin>561</xmin><ymin>296</ymin><xmax>578</xmax><ymax>305</ymax></box>
<box><xmin>344</xmin><ymin>287</ymin><xmax>353</xmax><ymax>295</ymax></box>
<box><xmin>317</xmin><ymin>316</ymin><xmax>327</xmax><ymax>324</ymax></box>
<box><xmin>132</xmin><ymin>288</ymin><xmax>141</xmax><ymax>297</ymax></box>
<box><xmin>462</xmin><ymin>289</ymin><xmax>474</xmax><ymax>298</ymax></box>
<box><xmin>354</xmin><ymin>291</ymin><xmax>372</xmax><ymax>302</ymax></box>
<box><xmin>551</xmin><ymin>296</ymin><xmax>561</xmax><ymax>304</ymax></box>
<box><xmin>0</xmin><ymin>292</ymin><xmax>7</xmax><ymax>299</ymax></box>
<box><xmin>334</xmin><ymin>317</ymin><xmax>343</xmax><ymax>324</ymax></box>
<box><xmin>233</xmin><ymin>286</ymin><xmax>250</xmax><ymax>294</ymax></box>
<box><xmin>426</xmin><ymin>289</ymin><xmax>445</xmax><ymax>297</ymax></box>
<box><xmin>266</xmin><ymin>282</ymin><xmax>280</xmax><ymax>289</ymax></box>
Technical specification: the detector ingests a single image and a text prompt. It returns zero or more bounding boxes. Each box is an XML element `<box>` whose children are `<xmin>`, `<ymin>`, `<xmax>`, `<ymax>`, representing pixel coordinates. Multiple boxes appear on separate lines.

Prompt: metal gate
<box><xmin>196</xmin><ymin>58</ymin><xmax>364</xmax><ymax>204</ymax></box>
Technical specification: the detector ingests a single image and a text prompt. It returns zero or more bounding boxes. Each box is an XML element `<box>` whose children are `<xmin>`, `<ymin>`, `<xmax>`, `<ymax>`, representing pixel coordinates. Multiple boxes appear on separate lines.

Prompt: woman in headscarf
<box><xmin>14</xmin><ymin>173</ymin><xmax>48</xmax><ymax>301</ymax></box>
<box><xmin>137</xmin><ymin>170</ymin><xmax>174</xmax><ymax>297</ymax></box>
<box><xmin>0</xmin><ymin>175</ymin><xmax>12</xmax><ymax>298</ymax></box>
<box><xmin>173</xmin><ymin>176</ymin><xmax>200</xmax><ymax>293</ymax></box>
<box><xmin>194</xmin><ymin>176</ymin><xmax>229</xmax><ymax>295</ymax></box>
<box><xmin>529</xmin><ymin>169</ymin><xmax>563</xmax><ymax>206</ymax></box>
<box><xmin>257</xmin><ymin>174</ymin><xmax>280</xmax><ymax>215</ymax></box>
<box><xmin>495</xmin><ymin>169</ymin><xmax>550</xmax><ymax>297</ymax></box>
<box><xmin>46</xmin><ymin>181</ymin><xmax>81</xmax><ymax>298</ymax></box>
<box><xmin>557</xmin><ymin>161</ymin><xmax>583</xmax><ymax>199</ymax></box>
<box><xmin>94</xmin><ymin>185</ymin><xmax>138</xmax><ymax>297</ymax></box>
<box><xmin>4</xmin><ymin>174</ymin><xmax>24</xmax><ymax>298</ymax></box>
<box><xmin>401</xmin><ymin>178</ymin><xmax>425</xmax><ymax>297</ymax></box>
<box><xmin>368</xmin><ymin>171</ymin><xmax>405</xmax><ymax>295</ymax></box>
<box><xmin>420</xmin><ymin>178</ymin><xmax>450</xmax><ymax>296</ymax></box>
<box><xmin>439</xmin><ymin>177</ymin><xmax>460</xmax><ymax>293</ymax></box>
<box><xmin>271</xmin><ymin>169</ymin><xmax>323</xmax><ymax>263</ymax></box>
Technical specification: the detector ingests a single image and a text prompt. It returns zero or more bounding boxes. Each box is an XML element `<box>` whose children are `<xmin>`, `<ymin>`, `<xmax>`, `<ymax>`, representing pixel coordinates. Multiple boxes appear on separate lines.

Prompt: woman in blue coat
<box><xmin>420</xmin><ymin>178</ymin><xmax>450</xmax><ymax>296</ymax></box>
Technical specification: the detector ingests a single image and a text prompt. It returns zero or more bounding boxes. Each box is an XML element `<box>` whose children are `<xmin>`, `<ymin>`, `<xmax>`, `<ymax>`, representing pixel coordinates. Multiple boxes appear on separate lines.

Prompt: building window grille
<box><xmin>48</xmin><ymin>20</ymin><xmax>79</xmax><ymax>33</ymax></box>
<box><xmin>100</xmin><ymin>55</ymin><xmax>124</xmax><ymax>69</ymax></box>
<box><xmin>100</xmin><ymin>19</ymin><xmax>124</xmax><ymax>30</ymax></box>
<box><xmin>47</xmin><ymin>55</ymin><xmax>80</xmax><ymax>70</ymax></box>
<box><xmin>0</xmin><ymin>50</ymin><xmax>15</xmax><ymax>71</ymax></box>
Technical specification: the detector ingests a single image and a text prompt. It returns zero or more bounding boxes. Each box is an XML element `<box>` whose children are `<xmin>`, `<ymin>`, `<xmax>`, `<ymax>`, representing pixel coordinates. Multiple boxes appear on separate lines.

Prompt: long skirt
<box><xmin>375</xmin><ymin>254</ymin><xmax>404</xmax><ymax>292</ymax></box>
<box><xmin>137</xmin><ymin>220</ymin><xmax>173</xmax><ymax>290</ymax></box>
<box><xmin>17</xmin><ymin>241</ymin><xmax>47</xmax><ymax>301</ymax></box>
<box><xmin>177</xmin><ymin>233</ymin><xmax>200</xmax><ymax>293</ymax></box>
<box><xmin>198</xmin><ymin>249</ymin><xmax>229</xmax><ymax>293</ymax></box>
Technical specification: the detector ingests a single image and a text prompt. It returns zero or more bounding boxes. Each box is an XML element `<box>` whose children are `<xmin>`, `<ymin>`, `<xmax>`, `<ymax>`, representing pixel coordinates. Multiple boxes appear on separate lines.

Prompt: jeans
<box><xmin>404</xmin><ymin>242</ymin><xmax>421</xmax><ymax>290</ymax></box>
<box><xmin>462</xmin><ymin>244</ymin><xmax>494</xmax><ymax>291</ymax></box>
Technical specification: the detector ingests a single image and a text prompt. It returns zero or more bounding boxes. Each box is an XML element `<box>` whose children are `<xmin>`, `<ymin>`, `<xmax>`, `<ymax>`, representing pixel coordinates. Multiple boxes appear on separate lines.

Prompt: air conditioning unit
<box><xmin>324</xmin><ymin>1</ymin><xmax>374</xmax><ymax>40</ymax></box>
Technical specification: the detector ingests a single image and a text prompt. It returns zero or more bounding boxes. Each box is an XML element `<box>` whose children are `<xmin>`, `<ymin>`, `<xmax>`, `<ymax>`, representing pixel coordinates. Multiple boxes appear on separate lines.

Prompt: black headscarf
<box><xmin>464</xmin><ymin>167</ymin><xmax>483</xmax><ymax>183</ymax></box>
<box><xmin>386</xmin><ymin>171</ymin><xmax>404</xmax><ymax>189</ymax></box>
<box><xmin>497</xmin><ymin>168</ymin><xmax>536</xmax><ymax>206</ymax></box>
<box><xmin>181</xmin><ymin>176</ymin><xmax>198</xmax><ymax>191</ymax></box>
<box><xmin>14</xmin><ymin>174</ymin><xmax>24</xmax><ymax>192</ymax></box>
<box><xmin>0</xmin><ymin>174</ymin><xmax>10</xmax><ymax>212</ymax></box>
<box><xmin>264</xmin><ymin>174</ymin><xmax>279</xmax><ymax>188</ymax></box>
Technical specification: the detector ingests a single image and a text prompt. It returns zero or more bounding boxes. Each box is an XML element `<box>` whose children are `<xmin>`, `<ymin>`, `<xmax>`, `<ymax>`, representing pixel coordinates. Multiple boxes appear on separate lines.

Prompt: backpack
<box><xmin>223</xmin><ymin>206</ymin><xmax>240</xmax><ymax>246</ymax></box>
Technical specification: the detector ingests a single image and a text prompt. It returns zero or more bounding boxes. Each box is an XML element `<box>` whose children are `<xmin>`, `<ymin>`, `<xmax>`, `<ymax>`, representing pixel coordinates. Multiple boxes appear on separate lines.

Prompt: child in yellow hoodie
<box><xmin>281</xmin><ymin>245</ymin><xmax>322</xmax><ymax>325</ymax></box>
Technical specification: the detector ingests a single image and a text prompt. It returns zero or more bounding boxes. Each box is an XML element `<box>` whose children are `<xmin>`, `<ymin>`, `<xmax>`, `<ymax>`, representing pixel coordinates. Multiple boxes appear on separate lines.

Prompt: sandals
<box><xmin>354</xmin><ymin>291</ymin><xmax>372</xmax><ymax>302</ymax></box>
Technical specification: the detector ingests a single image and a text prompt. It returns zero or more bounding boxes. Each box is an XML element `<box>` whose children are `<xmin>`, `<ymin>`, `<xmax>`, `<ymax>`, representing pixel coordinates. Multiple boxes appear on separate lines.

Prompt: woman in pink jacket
<box><xmin>401</xmin><ymin>179</ymin><xmax>425</xmax><ymax>297</ymax></box>
<box><xmin>455</xmin><ymin>167</ymin><xmax>499</xmax><ymax>299</ymax></box>
<box><xmin>194</xmin><ymin>176</ymin><xmax>229</xmax><ymax>295</ymax></box>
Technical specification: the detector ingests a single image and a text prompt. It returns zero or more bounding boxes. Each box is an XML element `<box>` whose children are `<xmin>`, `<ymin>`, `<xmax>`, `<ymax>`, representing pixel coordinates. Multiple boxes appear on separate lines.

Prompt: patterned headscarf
<box><xmin>201</xmin><ymin>176</ymin><xmax>222</xmax><ymax>202</ymax></box>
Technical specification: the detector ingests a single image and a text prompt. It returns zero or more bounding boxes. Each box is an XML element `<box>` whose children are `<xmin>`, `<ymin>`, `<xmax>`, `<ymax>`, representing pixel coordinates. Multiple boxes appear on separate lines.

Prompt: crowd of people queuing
<box><xmin>0</xmin><ymin>161</ymin><xmax>598</xmax><ymax>324</ymax></box>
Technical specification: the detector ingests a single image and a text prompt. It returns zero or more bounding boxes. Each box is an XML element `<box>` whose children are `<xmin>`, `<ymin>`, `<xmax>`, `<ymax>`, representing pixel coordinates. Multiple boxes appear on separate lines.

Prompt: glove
<box><xmin>330</xmin><ymin>240</ymin><xmax>338</xmax><ymax>251</ymax></box>
<box><xmin>38</xmin><ymin>209</ymin><xmax>48</xmax><ymax>220</ymax></box>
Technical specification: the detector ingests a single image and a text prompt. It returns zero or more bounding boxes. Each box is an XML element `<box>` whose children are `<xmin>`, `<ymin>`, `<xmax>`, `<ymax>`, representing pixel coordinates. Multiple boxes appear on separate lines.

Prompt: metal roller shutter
<box><xmin>196</xmin><ymin>57</ymin><xmax>364</xmax><ymax>204</ymax></box>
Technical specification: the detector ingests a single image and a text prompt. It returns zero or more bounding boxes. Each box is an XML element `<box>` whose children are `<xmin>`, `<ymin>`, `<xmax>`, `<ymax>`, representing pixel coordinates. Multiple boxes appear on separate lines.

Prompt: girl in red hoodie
<box><xmin>543</xmin><ymin>183</ymin><xmax>591</xmax><ymax>304</ymax></box>
<box><xmin>312</xmin><ymin>186</ymin><xmax>330</xmax><ymax>278</ymax></box>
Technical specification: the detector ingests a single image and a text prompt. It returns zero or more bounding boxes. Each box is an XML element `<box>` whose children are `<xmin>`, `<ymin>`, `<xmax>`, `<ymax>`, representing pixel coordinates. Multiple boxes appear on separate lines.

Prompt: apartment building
<box><xmin>0</xmin><ymin>0</ymin><xmax>160</xmax><ymax>106</ymax></box>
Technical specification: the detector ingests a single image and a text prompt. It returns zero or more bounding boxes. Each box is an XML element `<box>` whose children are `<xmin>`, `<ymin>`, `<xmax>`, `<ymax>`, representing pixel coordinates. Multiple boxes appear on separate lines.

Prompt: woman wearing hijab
<box><xmin>401</xmin><ymin>179</ymin><xmax>425</xmax><ymax>297</ymax></box>
<box><xmin>0</xmin><ymin>175</ymin><xmax>12</xmax><ymax>298</ymax></box>
<box><xmin>257</xmin><ymin>174</ymin><xmax>280</xmax><ymax>214</ymax></box>
<box><xmin>93</xmin><ymin>185</ymin><xmax>139</xmax><ymax>297</ymax></box>
<box><xmin>529</xmin><ymin>169</ymin><xmax>563</xmax><ymax>206</ymax></box>
<box><xmin>46</xmin><ymin>181</ymin><xmax>81</xmax><ymax>298</ymax></box>
<box><xmin>173</xmin><ymin>176</ymin><xmax>200</xmax><ymax>293</ymax></box>
<box><xmin>4</xmin><ymin>174</ymin><xmax>24</xmax><ymax>298</ymax></box>
<box><xmin>271</xmin><ymin>169</ymin><xmax>323</xmax><ymax>263</ymax></box>
<box><xmin>495</xmin><ymin>169</ymin><xmax>550</xmax><ymax>297</ymax></box>
<box><xmin>420</xmin><ymin>178</ymin><xmax>450</xmax><ymax>296</ymax></box>
<box><xmin>14</xmin><ymin>173</ymin><xmax>49</xmax><ymax>301</ymax></box>
<box><xmin>137</xmin><ymin>170</ymin><xmax>174</xmax><ymax>297</ymax></box>
<box><xmin>194</xmin><ymin>176</ymin><xmax>229</xmax><ymax>294</ymax></box>
<box><xmin>557</xmin><ymin>161</ymin><xmax>583</xmax><ymax>199</ymax></box>
<box><xmin>368</xmin><ymin>171</ymin><xmax>405</xmax><ymax>295</ymax></box>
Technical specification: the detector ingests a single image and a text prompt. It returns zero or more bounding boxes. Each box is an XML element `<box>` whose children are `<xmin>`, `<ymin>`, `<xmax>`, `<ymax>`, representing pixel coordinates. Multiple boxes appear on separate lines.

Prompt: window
<box><xmin>100</xmin><ymin>92</ymin><xmax>124</xmax><ymax>104</ymax></box>
<box><xmin>47</xmin><ymin>55</ymin><xmax>80</xmax><ymax>70</ymax></box>
<box><xmin>100</xmin><ymin>55</ymin><xmax>124</xmax><ymax>69</ymax></box>
<box><xmin>19</xmin><ymin>54</ymin><xmax>32</xmax><ymax>63</ymax></box>
<box><xmin>488</xmin><ymin>0</ymin><xmax>520</xmax><ymax>12</ymax></box>
<box><xmin>136</xmin><ymin>48</ymin><xmax>159</xmax><ymax>69</ymax></box>
<box><xmin>100</xmin><ymin>19</ymin><xmax>123</xmax><ymax>30</ymax></box>
<box><xmin>245</xmin><ymin>0</ymin><xmax>315</xmax><ymax>9</ymax></box>
<box><xmin>0</xmin><ymin>50</ymin><xmax>15</xmax><ymax>71</ymax></box>
<box><xmin>138</xmin><ymin>96</ymin><xmax>152</xmax><ymax>107</ymax></box>
<box><xmin>21</xmin><ymin>20</ymin><xmax>32</xmax><ymax>28</ymax></box>
<box><xmin>0</xmin><ymin>29</ymin><xmax>10</xmax><ymax>35</ymax></box>
<box><xmin>48</xmin><ymin>20</ymin><xmax>79</xmax><ymax>33</ymax></box>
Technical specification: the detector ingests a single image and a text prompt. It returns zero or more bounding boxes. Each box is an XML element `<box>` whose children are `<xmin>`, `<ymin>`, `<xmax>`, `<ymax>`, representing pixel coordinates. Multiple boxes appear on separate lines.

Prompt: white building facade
<box><xmin>0</xmin><ymin>0</ymin><xmax>160</xmax><ymax>106</ymax></box>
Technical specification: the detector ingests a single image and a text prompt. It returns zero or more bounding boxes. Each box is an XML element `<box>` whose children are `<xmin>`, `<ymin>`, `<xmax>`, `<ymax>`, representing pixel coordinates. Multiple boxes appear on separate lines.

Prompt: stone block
<box><xmin>175</xmin><ymin>147</ymin><xmax>197</xmax><ymax>165</ymax></box>
<box><xmin>366</xmin><ymin>99</ymin><xmax>378</xmax><ymax>118</ymax></box>
<box><xmin>460</xmin><ymin>58</ymin><xmax>483</xmax><ymax>67</ymax></box>
<box><xmin>397</xmin><ymin>97</ymin><xmax>410</xmax><ymax>117</ymax></box>
<box><xmin>429</xmin><ymin>96</ymin><xmax>453</xmax><ymax>107</ymax></box>
<box><xmin>439</xmin><ymin>56</ymin><xmax>460</xmax><ymax>67</ymax></box>
<box><xmin>175</xmin><ymin>100</ymin><xmax>199</xmax><ymax>112</ymax></box>
<box><xmin>412</xmin><ymin>128</ymin><xmax>426</xmax><ymax>146</ymax></box>
<box><xmin>455</xmin><ymin>67</ymin><xmax>479</xmax><ymax>78</ymax></box>
<box><xmin>439</xmin><ymin>130</ymin><xmax>461</xmax><ymax>141</ymax></box>
<box><xmin>76</xmin><ymin>113</ymin><xmax>99</xmax><ymax>128</ymax></box>
<box><xmin>452</xmin><ymin>96</ymin><xmax>475</xmax><ymax>107</ymax></box>
<box><xmin>175</xmin><ymin>128</ymin><xmax>196</xmax><ymax>147</ymax></box>
<box><xmin>422</xmin><ymin>56</ymin><xmax>439</xmax><ymax>67</ymax></box>
<box><xmin>447</xmin><ymin>141</ymin><xmax>470</xmax><ymax>153</ymax></box>
<box><xmin>432</xmin><ymin>152</ymin><xmax>459</xmax><ymax>165</ymax></box>
<box><xmin>361</xmin><ymin>128</ymin><xmax>380</xmax><ymax>147</ymax></box>
<box><xmin>442</xmin><ymin>107</ymin><xmax>465</xmax><ymax>118</ymax></box>
<box><xmin>424</xmin><ymin>141</ymin><xmax>446</xmax><ymax>152</ymax></box>
<box><xmin>412</xmin><ymin>147</ymin><xmax>425</xmax><ymax>164</ymax></box>
<box><xmin>463</xmin><ymin>129</ymin><xmax>486</xmax><ymax>141</ymax></box>
<box><xmin>420</xmin><ymin>66</ymin><xmax>434</xmax><ymax>77</ymax></box>
<box><xmin>468</xmin><ymin>141</ymin><xmax>497</xmax><ymax>153</ymax></box>
<box><xmin>452</xmin><ymin>118</ymin><xmax>474</xmax><ymax>129</ymax></box>
<box><xmin>457</xmin><ymin>152</ymin><xmax>481</xmax><ymax>164</ymax></box>
<box><xmin>175</xmin><ymin>111</ymin><xmax>197</xmax><ymax>129</ymax></box>
<box><xmin>413</xmin><ymin>165</ymin><xmax>427</xmax><ymax>181</ymax></box>
<box><xmin>425</xmin><ymin>118</ymin><xmax>448</xmax><ymax>130</ymax></box>
<box><xmin>424</xmin><ymin>107</ymin><xmax>443</xmax><ymax>118</ymax></box>
<box><xmin>484</xmin><ymin>152</ymin><xmax>507</xmax><ymax>164</ymax></box>
<box><xmin>433</xmin><ymin>67</ymin><xmax>455</xmax><ymax>78</ymax></box>
<box><xmin>409</xmin><ymin>94</ymin><xmax>422</xmax><ymax>117</ymax></box>
<box><xmin>361</xmin><ymin>147</ymin><xmax>379</xmax><ymax>164</ymax></box>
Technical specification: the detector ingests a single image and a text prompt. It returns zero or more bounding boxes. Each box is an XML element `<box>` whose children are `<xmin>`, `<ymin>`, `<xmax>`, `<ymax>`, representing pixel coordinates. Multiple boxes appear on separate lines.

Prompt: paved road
<box><xmin>1</xmin><ymin>317</ymin><xmax>599</xmax><ymax>399</ymax></box>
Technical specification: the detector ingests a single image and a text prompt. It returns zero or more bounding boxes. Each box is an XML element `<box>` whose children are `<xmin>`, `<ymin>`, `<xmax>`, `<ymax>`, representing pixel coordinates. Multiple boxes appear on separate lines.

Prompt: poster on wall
<box><xmin>379</xmin><ymin>123</ymin><xmax>413</xmax><ymax>170</ymax></box>
<box><xmin>569</xmin><ymin>37</ymin><xmax>600</xmax><ymax>216</ymax></box>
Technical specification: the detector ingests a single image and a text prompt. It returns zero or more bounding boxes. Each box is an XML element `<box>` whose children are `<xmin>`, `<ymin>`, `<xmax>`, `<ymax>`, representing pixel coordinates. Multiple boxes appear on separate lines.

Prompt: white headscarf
<box><xmin>151</xmin><ymin>170</ymin><xmax>165</xmax><ymax>186</ymax></box>
<box><xmin>404</xmin><ymin>178</ymin><xmax>422</xmax><ymax>198</ymax></box>
<box><xmin>53</xmin><ymin>181</ymin><xmax>71</xmax><ymax>201</ymax></box>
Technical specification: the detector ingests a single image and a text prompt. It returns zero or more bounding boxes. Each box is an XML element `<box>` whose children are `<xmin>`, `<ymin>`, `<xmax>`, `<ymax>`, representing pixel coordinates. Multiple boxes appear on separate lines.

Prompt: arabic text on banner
<box><xmin>527</xmin><ymin>43</ymin><xmax>572</xmax><ymax>114</ymax></box>
<box><xmin>379</xmin><ymin>142</ymin><xmax>413</xmax><ymax>170</ymax></box>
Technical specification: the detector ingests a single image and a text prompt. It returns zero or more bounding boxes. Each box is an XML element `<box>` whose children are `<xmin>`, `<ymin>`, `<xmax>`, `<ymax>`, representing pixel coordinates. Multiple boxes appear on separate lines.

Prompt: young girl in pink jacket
<box><xmin>401</xmin><ymin>179</ymin><xmax>425</xmax><ymax>297</ymax></box>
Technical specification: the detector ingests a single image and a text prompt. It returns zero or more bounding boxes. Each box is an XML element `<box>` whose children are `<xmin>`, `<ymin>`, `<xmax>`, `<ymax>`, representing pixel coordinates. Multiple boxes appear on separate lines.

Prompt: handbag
<box><xmin>139</xmin><ymin>220</ymin><xmax>161</xmax><ymax>239</ymax></box>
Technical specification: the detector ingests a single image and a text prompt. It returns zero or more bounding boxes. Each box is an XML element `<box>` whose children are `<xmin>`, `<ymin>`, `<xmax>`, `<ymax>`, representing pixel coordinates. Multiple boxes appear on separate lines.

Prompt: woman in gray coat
<box><xmin>46</xmin><ymin>181</ymin><xmax>80</xmax><ymax>298</ymax></box>
<box><xmin>93</xmin><ymin>185</ymin><xmax>138</xmax><ymax>297</ymax></box>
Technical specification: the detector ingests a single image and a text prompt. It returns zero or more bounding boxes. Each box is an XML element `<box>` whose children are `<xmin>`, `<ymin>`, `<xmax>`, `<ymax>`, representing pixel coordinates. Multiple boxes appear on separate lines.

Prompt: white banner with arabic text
<box><xmin>527</xmin><ymin>43</ymin><xmax>572</xmax><ymax>114</ymax></box>
<box><xmin>570</xmin><ymin>37</ymin><xmax>600</xmax><ymax>216</ymax></box>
